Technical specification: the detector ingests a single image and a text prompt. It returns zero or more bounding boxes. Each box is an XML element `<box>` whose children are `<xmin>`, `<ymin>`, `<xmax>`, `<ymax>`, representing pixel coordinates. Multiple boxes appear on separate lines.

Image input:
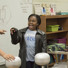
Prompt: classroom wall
<box><xmin>33</xmin><ymin>0</ymin><xmax>68</xmax><ymax>12</ymax></box>
<box><xmin>0</xmin><ymin>0</ymin><xmax>32</xmax><ymax>65</ymax></box>
<box><xmin>0</xmin><ymin>0</ymin><xmax>67</xmax><ymax>67</ymax></box>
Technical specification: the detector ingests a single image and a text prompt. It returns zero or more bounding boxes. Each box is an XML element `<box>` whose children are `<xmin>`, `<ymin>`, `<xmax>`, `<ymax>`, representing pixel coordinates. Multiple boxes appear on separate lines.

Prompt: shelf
<box><xmin>46</xmin><ymin>30</ymin><xmax>68</xmax><ymax>34</ymax></box>
<box><xmin>41</xmin><ymin>15</ymin><xmax>68</xmax><ymax>19</ymax></box>
<box><xmin>40</xmin><ymin>15</ymin><xmax>68</xmax><ymax>67</ymax></box>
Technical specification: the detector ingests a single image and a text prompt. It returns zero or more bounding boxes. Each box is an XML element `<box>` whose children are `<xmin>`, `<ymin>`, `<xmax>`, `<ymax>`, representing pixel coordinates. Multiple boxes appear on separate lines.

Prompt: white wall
<box><xmin>0</xmin><ymin>0</ymin><xmax>32</xmax><ymax>65</ymax></box>
<box><xmin>33</xmin><ymin>0</ymin><xmax>68</xmax><ymax>12</ymax></box>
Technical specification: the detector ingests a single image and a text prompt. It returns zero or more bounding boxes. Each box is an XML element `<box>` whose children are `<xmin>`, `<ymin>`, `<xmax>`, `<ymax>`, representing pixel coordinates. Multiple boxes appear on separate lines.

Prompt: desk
<box><xmin>48</xmin><ymin>51</ymin><xmax>68</xmax><ymax>68</ymax></box>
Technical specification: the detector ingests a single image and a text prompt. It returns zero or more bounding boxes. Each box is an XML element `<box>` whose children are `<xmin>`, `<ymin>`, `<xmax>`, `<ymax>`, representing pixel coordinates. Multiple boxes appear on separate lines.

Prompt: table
<box><xmin>48</xmin><ymin>51</ymin><xmax>68</xmax><ymax>68</ymax></box>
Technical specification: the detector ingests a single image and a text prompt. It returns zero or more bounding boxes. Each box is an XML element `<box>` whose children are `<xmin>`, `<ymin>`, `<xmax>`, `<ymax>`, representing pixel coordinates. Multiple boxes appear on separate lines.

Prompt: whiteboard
<box><xmin>0</xmin><ymin>0</ymin><xmax>33</xmax><ymax>65</ymax></box>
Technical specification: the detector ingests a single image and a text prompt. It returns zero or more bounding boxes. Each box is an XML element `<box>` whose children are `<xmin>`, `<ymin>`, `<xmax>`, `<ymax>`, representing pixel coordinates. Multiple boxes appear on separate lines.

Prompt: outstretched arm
<box><xmin>0</xmin><ymin>49</ymin><xmax>15</xmax><ymax>60</ymax></box>
<box><xmin>10</xmin><ymin>28</ymin><xmax>20</xmax><ymax>44</ymax></box>
<box><xmin>0</xmin><ymin>30</ymin><xmax>6</xmax><ymax>34</ymax></box>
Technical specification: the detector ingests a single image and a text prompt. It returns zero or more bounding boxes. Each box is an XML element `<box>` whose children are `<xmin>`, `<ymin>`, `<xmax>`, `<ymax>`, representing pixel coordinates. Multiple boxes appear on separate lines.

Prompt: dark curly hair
<box><xmin>28</xmin><ymin>14</ymin><xmax>41</xmax><ymax>26</ymax></box>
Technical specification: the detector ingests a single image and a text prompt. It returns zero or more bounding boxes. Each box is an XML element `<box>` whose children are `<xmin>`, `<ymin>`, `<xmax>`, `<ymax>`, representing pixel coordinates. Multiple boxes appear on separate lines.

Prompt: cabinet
<box><xmin>39</xmin><ymin>15</ymin><xmax>68</xmax><ymax>66</ymax></box>
<box><xmin>39</xmin><ymin>15</ymin><xmax>68</xmax><ymax>45</ymax></box>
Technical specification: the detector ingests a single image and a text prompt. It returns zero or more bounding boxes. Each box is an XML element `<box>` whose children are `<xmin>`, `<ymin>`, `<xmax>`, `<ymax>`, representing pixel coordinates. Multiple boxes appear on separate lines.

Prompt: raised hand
<box><xmin>10</xmin><ymin>28</ymin><xmax>15</xmax><ymax>35</ymax></box>
<box><xmin>10</xmin><ymin>28</ymin><xmax>18</xmax><ymax>35</ymax></box>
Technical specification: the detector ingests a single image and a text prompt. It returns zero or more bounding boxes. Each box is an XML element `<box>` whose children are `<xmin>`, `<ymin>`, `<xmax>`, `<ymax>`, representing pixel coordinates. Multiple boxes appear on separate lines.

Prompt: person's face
<box><xmin>28</xmin><ymin>16</ymin><xmax>38</xmax><ymax>30</ymax></box>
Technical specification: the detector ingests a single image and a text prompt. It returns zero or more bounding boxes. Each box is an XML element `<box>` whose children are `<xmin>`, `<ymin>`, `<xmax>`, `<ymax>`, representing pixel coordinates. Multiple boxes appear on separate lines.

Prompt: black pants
<box><xmin>26</xmin><ymin>61</ymin><xmax>41</xmax><ymax>68</ymax></box>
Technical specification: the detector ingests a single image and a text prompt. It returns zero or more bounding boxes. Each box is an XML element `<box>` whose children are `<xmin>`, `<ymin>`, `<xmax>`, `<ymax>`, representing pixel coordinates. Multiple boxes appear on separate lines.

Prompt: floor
<box><xmin>0</xmin><ymin>63</ymin><xmax>67</xmax><ymax>68</ymax></box>
<box><xmin>50</xmin><ymin>62</ymin><xmax>67</xmax><ymax>68</ymax></box>
<box><xmin>0</xmin><ymin>65</ymin><xmax>6</xmax><ymax>68</ymax></box>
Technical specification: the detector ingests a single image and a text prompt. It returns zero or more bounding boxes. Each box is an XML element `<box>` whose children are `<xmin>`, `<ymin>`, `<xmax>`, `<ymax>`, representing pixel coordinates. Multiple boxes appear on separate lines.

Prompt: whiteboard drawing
<box><xmin>0</xmin><ymin>5</ymin><xmax>11</xmax><ymax>25</ymax></box>
<box><xmin>20</xmin><ymin>0</ymin><xmax>32</xmax><ymax>14</ymax></box>
<box><xmin>20</xmin><ymin>0</ymin><xmax>32</xmax><ymax>3</ymax></box>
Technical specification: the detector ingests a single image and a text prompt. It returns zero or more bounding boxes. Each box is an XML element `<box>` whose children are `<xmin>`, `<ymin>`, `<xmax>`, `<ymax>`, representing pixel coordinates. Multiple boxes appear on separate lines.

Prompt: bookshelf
<box><xmin>39</xmin><ymin>15</ymin><xmax>68</xmax><ymax>45</ymax></box>
<box><xmin>39</xmin><ymin>15</ymin><xmax>68</xmax><ymax>66</ymax></box>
